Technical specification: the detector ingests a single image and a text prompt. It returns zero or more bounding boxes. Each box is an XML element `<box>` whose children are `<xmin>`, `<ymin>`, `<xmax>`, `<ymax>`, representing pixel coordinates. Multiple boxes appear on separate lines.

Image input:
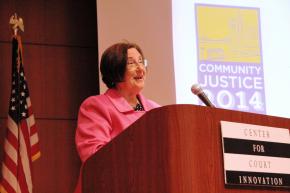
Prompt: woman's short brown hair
<box><xmin>100</xmin><ymin>42</ymin><xmax>144</xmax><ymax>88</ymax></box>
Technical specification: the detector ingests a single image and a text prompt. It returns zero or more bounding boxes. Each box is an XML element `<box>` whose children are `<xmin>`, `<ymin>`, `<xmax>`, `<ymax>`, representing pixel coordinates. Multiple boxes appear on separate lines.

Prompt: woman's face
<box><xmin>117</xmin><ymin>48</ymin><xmax>147</xmax><ymax>94</ymax></box>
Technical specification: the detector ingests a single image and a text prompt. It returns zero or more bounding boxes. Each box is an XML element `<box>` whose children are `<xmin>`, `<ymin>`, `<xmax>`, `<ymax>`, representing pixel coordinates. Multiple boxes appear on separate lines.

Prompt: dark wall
<box><xmin>0</xmin><ymin>1</ymin><xmax>99</xmax><ymax>192</ymax></box>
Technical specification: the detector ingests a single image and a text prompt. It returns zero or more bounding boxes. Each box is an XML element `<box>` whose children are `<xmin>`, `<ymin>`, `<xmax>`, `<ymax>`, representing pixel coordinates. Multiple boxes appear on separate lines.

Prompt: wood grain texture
<box><xmin>0</xmin><ymin>0</ymin><xmax>97</xmax><ymax>46</ymax></box>
<box><xmin>32</xmin><ymin>120</ymin><xmax>81</xmax><ymax>193</ymax></box>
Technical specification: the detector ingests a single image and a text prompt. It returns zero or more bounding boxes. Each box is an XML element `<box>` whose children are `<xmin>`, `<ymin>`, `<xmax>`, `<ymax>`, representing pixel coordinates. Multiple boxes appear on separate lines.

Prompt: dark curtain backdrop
<box><xmin>0</xmin><ymin>0</ymin><xmax>99</xmax><ymax>192</ymax></box>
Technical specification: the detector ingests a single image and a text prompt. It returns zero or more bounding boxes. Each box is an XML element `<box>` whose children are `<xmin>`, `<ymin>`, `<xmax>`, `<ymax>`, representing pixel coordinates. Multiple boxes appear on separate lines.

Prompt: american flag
<box><xmin>1</xmin><ymin>35</ymin><xmax>40</xmax><ymax>193</ymax></box>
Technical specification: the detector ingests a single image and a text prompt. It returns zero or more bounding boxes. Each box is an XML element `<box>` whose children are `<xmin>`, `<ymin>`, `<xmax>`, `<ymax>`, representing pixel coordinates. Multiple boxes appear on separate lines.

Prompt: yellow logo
<box><xmin>196</xmin><ymin>5</ymin><xmax>261</xmax><ymax>63</ymax></box>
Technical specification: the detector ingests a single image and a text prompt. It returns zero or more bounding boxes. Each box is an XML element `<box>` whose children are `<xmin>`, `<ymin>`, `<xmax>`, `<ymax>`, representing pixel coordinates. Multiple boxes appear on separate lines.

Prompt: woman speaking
<box><xmin>74</xmin><ymin>41</ymin><xmax>160</xmax><ymax>193</ymax></box>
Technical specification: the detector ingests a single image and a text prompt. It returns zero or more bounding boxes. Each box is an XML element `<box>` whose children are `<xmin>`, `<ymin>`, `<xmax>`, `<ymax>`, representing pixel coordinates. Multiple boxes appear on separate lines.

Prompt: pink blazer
<box><xmin>74</xmin><ymin>89</ymin><xmax>160</xmax><ymax>193</ymax></box>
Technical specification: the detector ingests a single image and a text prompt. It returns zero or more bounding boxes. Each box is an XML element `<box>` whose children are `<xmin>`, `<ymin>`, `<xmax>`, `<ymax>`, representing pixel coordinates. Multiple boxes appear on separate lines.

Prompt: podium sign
<box><xmin>221</xmin><ymin>121</ymin><xmax>290</xmax><ymax>189</ymax></box>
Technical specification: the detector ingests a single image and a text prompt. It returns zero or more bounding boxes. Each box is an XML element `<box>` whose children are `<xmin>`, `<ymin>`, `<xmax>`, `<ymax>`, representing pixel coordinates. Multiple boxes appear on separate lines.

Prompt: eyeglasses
<box><xmin>126</xmin><ymin>58</ymin><xmax>148</xmax><ymax>69</ymax></box>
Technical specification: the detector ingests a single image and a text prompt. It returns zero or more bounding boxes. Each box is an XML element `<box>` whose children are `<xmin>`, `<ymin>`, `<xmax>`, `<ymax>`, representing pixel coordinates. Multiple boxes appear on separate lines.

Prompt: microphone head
<box><xmin>191</xmin><ymin>84</ymin><xmax>203</xmax><ymax>95</ymax></box>
<box><xmin>191</xmin><ymin>84</ymin><xmax>215</xmax><ymax>107</ymax></box>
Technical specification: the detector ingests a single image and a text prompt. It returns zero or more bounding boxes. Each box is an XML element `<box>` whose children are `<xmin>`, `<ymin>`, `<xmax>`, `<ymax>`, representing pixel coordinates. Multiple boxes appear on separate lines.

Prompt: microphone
<box><xmin>191</xmin><ymin>84</ymin><xmax>215</xmax><ymax>107</ymax></box>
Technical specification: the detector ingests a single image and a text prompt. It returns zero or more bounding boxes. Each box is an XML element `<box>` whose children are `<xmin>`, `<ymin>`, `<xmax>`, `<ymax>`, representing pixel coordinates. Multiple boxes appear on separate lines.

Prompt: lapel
<box><xmin>105</xmin><ymin>89</ymin><xmax>149</xmax><ymax>112</ymax></box>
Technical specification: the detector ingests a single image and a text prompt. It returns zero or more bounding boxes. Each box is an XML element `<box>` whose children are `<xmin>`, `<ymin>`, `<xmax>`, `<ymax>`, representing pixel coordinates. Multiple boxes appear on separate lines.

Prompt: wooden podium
<box><xmin>82</xmin><ymin>104</ymin><xmax>290</xmax><ymax>193</ymax></box>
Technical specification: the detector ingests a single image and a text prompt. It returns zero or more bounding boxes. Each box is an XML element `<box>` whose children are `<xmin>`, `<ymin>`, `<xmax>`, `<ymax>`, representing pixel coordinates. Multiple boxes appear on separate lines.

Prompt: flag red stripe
<box><xmin>20</xmin><ymin>120</ymin><xmax>32</xmax><ymax>159</ymax></box>
<box><xmin>30</xmin><ymin>143</ymin><xmax>40</xmax><ymax>157</ymax></box>
<box><xmin>6</xmin><ymin>128</ymin><xmax>18</xmax><ymax>150</ymax></box>
<box><xmin>29</xmin><ymin>124</ymin><xmax>37</xmax><ymax>135</ymax></box>
<box><xmin>3</xmin><ymin>151</ymin><xmax>17</xmax><ymax>176</ymax></box>
<box><xmin>1</xmin><ymin>178</ymin><xmax>16</xmax><ymax>193</ymax></box>
<box><xmin>17</xmin><ymin>155</ymin><xmax>30</xmax><ymax>193</ymax></box>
